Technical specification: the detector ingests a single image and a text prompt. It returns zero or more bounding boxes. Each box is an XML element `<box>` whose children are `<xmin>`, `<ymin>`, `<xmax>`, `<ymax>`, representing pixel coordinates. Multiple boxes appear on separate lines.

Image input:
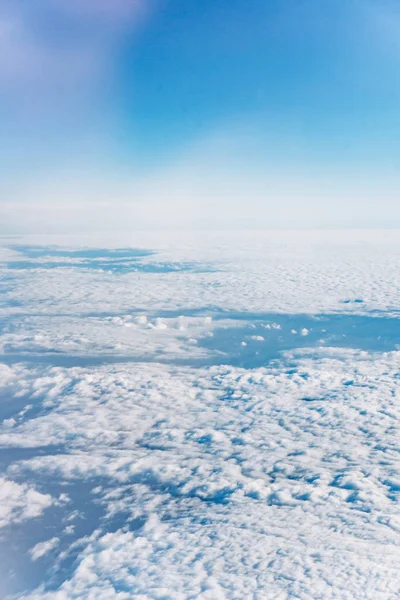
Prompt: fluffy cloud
<box><xmin>2</xmin><ymin>346</ymin><xmax>400</xmax><ymax>598</ymax></box>
<box><xmin>0</xmin><ymin>477</ymin><xmax>54</xmax><ymax>529</ymax></box>
<box><xmin>0</xmin><ymin>313</ymin><xmax>217</xmax><ymax>362</ymax></box>
<box><xmin>2</xmin><ymin>231</ymin><xmax>400</xmax><ymax>315</ymax></box>
<box><xmin>1</xmin><ymin>234</ymin><xmax>400</xmax><ymax>598</ymax></box>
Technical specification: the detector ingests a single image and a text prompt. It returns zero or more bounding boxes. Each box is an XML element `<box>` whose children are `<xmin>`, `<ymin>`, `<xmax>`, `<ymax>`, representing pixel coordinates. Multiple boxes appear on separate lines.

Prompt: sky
<box><xmin>1</xmin><ymin>0</ymin><xmax>400</xmax><ymax>232</ymax></box>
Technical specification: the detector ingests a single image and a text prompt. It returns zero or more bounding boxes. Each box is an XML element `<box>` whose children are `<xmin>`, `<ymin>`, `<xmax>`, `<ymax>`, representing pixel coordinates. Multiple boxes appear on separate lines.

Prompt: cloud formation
<box><xmin>29</xmin><ymin>537</ymin><xmax>60</xmax><ymax>562</ymax></box>
<box><xmin>0</xmin><ymin>477</ymin><xmax>54</xmax><ymax>529</ymax></box>
<box><xmin>1</xmin><ymin>233</ymin><xmax>400</xmax><ymax>597</ymax></box>
<box><xmin>4</xmin><ymin>349</ymin><xmax>400</xmax><ymax>598</ymax></box>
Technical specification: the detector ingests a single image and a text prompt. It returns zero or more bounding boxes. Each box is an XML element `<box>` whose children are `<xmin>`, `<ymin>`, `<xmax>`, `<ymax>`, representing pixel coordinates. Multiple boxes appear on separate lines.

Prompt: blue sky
<box><xmin>1</xmin><ymin>0</ymin><xmax>400</xmax><ymax>231</ymax></box>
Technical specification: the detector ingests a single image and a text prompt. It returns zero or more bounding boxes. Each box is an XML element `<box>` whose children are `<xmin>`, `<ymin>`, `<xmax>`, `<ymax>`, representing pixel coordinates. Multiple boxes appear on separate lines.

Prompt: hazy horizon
<box><xmin>2</xmin><ymin>0</ymin><xmax>400</xmax><ymax>232</ymax></box>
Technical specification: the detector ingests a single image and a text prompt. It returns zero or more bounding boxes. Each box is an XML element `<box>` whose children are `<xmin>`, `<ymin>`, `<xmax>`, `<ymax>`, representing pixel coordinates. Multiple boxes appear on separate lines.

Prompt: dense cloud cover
<box><xmin>0</xmin><ymin>231</ymin><xmax>399</xmax><ymax>599</ymax></box>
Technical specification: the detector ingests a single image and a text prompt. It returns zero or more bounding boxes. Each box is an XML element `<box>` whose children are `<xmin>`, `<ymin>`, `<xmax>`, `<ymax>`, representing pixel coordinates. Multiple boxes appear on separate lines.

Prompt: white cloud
<box><xmin>29</xmin><ymin>537</ymin><xmax>60</xmax><ymax>561</ymax></box>
<box><xmin>2</xmin><ymin>344</ymin><xmax>400</xmax><ymax>597</ymax></box>
<box><xmin>0</xmin><ymin>313</ymin><xmax>218</xmax><ymax>363</ymax></box>
<box><xmin>2</xmin><ymin>230</ymin><xmax>400</xmax><ymax>316</ymax></box>
<box><xmin>1</xmin><ymin>233</ymin><xmax>400</xmax><ymax>598</ymax></box>
<box><xmin>0</xmin><ymin>477</ymin><xmax>54</xmax><ymax>529</ymax></box>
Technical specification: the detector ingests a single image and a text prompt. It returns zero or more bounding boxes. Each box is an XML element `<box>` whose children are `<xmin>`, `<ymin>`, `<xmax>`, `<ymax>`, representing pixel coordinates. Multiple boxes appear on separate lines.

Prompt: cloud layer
<box><xmin>0</xmin><ymin>233</ymin><xmax>400</xmax><ymax>598</ymax></box>
<box><xmin>2</xmin><ymin>350</ymin><xmax>400</xmax><ymax>598</ymax></box>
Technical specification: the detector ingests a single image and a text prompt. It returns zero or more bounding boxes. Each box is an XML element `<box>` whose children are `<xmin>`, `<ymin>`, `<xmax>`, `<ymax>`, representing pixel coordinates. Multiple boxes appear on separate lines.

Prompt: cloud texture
<box><xmin>0</xmin><ymin>232</ymin><xmax>399</xmax><ymax>598</ymax></box>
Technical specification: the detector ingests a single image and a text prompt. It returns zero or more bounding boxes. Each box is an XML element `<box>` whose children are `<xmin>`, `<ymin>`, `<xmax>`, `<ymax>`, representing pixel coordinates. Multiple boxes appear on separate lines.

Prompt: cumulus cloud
<box><xmin>0</xmin><ymin>312</ymin><xmax>218</xmax><ymax>362</ymax></box>
<box><xmin>4</xmin><ymin>347</ymin><xmax>400</xmax><ymax>598</ymax></box>
<box><xmin>2</xmin><ymin>230</ymin><xmax>400</xmax><ymax>315</ymax></box>
<box><xmin>0</xmin><ymin>477</ymin><xmax>54</xmax><ymax>529</ymax></box>
<box><xmin>1</xmin><ymin>234</ymin><xmax>400</xmax><ymax>598</ymax></box>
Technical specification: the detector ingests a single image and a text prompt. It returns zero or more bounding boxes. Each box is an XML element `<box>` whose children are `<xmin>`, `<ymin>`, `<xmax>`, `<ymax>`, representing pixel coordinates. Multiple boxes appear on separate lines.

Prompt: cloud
<box><xmin>1</xmin><ymin>235</ymin><xmax>400</xmax><ymax>596</ymax></box>
<box><xmin>0</xmin><ymin>311</ymin><xmax>218</xmax><ymax>369</ymax></box>
<box><xmin>29</xmin><ymin>537</ymin><xmax>60</xmax><ymax>561</ymax></box>
<box><xmin>1</xmin><ymin>230</ymin><xmax>400</xmax><ymax>318</ymax></box>
<box><xmin>0</xmin><ymin>477</ymin><xmax>54</xmax><ymax>529</ymax></box>
<box><xmin>3</xmin><ymin>346</ymin><xmax>400</xmax><ymax>598</ymax></box>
